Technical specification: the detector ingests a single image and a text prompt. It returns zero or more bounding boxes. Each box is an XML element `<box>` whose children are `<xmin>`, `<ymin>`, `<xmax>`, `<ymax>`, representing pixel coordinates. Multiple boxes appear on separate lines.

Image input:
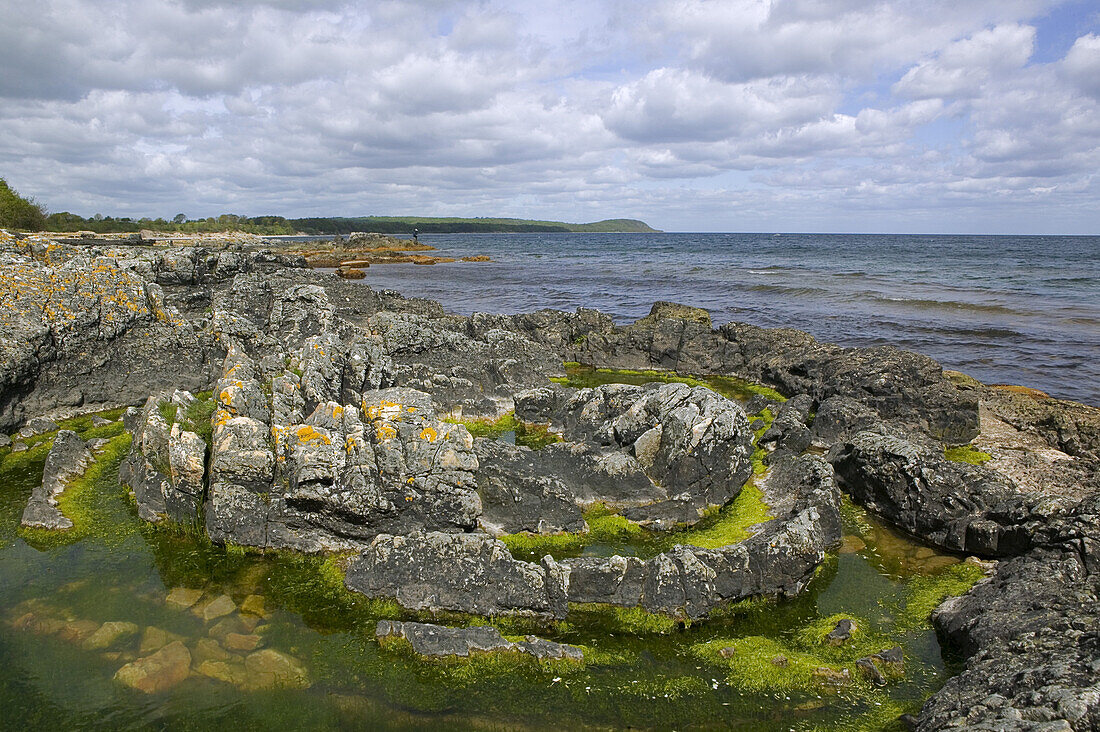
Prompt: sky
<box><xmin>1</xmin><ymin>0</ymin><xmax>1098</xmax><ymax>233</ymax></box>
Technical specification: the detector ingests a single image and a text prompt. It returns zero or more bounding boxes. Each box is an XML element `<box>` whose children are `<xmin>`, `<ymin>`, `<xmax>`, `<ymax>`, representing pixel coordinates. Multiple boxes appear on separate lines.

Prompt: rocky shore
<box><xmin>2</xmin><ymin>228</ymin><xmax>1098</xmax><ymax>729</ymax></box>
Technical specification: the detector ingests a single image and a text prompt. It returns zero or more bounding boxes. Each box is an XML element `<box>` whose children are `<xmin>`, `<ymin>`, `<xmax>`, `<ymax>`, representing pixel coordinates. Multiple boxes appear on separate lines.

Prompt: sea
<box><xmin>332</xmin><ymin>232</ymin><xmax>1099</xmax><ymax>406</ymax></box>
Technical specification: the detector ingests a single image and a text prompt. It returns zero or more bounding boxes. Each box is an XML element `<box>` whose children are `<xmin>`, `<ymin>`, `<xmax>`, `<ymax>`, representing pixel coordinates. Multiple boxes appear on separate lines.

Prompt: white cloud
<box><xmin>0</xmin><ymin>0</ymin><xmax>1096</xmax><ymax>233</ymax></box>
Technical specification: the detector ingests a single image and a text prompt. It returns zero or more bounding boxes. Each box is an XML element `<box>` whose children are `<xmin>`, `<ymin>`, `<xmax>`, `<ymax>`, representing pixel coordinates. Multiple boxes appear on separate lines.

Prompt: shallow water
<box><xmin>347</xmin><ymin>232</ymin><xmax>1100</xmax><ymax>405</ymax></box>
<box><xmin>1</xmin><ymin>408</ymin><xmax>978</xmax><ymax>731</ymax></box>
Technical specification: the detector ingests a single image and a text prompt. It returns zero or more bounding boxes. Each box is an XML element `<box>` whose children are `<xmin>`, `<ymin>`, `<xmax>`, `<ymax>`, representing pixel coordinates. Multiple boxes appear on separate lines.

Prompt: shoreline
<box><xmin>1</xmin><ymin>230</ymin><xmax>1097</xmax><ymax>730</ymax></box>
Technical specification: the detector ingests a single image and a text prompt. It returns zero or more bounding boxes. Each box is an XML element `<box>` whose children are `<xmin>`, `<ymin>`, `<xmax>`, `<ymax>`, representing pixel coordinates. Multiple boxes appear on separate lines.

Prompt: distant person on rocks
<box><xmin>413</xmin><ymin>228</ymin><xmax>419</xmax><ymax>242</ymax></box>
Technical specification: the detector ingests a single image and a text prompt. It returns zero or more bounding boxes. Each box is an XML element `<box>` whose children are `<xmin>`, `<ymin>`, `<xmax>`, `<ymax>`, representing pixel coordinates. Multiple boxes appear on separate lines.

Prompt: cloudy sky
<box><xmin>1</xmin><ymin>0</ymin><xmax>1098</xmax><ymax>233</ymax></box>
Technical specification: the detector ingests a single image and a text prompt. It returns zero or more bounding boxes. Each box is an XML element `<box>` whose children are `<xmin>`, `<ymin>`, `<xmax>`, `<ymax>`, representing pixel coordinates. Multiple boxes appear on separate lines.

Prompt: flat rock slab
<box><xmin>83</xmin><ymin>621</ymin><xmax>139</xmax><ymax>650</ymax></box>
<box><xmin>165</xmin><ymin>587</ymin><xmax>204</xmax><ymax>610</ymax></box>
<box><xmin>201</xmin><ymin>594</ymin><xmax>237</xmax><ymax>622</ymax></box>
<box><xmin>376</xmin><ymin>620</ymin><xmax>582</xmax><ymax>662</ymax></box>
<box><xmin>114</xmin><ymin>641</ymin><xmax>192</xmax><ymax>693</ymax></box>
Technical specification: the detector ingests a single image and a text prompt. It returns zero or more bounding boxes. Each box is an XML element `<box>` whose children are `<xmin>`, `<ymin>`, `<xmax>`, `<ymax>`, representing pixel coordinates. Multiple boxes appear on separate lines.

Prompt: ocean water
<box><xmin>350</xmin><ymin>232</ymin><xmax>1100</xmax><ymax>405</ymax></box>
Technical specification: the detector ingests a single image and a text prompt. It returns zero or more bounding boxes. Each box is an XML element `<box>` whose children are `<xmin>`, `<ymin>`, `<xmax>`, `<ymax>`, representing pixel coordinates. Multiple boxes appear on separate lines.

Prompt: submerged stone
<box><xmin>376</xmin><ymin>620</ymin><xmax>582</xmax><ymax>662</ymax></box>
<box><xmin>242</xmin><ymin>648</ymin><xmax>309</xmax><ymax>689</ymax></box>
<box><xmin>139</xmin><ymin>626</ymin><xmax>185</xmax><ymax>654</ymax></box>
<box><xmin>114</xmin><ymin>641</ymin><xmax>192</xmax><ymax>694</ymax></box>
<box><xmin>83</xmin><ymin>621</ymin><xmax>139</xmax><ymax>650</ymax></box>
<box><xmin>201</xmin><ymin>595</ymin><xmax>237</xmax><ymax>622</ymax></box>
<box><xmin>165</xmin><ymin>587</ymin><xmax>204</xmax><ymax>610</ymax></box>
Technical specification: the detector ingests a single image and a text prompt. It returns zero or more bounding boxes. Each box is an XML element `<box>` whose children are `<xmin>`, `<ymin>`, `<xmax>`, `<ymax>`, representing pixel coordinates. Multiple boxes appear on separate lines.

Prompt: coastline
<box><xmin>1</xmin><ymin>229</ymin><xmax>1097</xmax><ymax>730</ymax></box>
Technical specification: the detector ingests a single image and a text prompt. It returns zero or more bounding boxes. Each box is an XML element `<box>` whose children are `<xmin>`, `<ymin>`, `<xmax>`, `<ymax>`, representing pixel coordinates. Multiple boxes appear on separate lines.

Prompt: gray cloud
<box><xmin>0</xmin><ymin>0</ymin><xmax>1096</xmax><ymax>233</ymax></box>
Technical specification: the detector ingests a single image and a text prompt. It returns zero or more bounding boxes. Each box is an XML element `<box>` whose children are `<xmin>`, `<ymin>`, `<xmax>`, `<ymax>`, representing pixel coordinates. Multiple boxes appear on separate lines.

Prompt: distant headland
<box><xmin>0</xmin><ymin>181</ymin><xmax>659</xmax><ymax>235</ymax></box>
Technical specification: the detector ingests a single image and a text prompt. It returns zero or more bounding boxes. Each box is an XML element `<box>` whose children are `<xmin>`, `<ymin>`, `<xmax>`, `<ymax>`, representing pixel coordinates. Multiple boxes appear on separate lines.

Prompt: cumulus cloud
<box><xmin>0</xmin><ymin>0</ymin><xmax>1096</xmax><ymax>233</ymax></box>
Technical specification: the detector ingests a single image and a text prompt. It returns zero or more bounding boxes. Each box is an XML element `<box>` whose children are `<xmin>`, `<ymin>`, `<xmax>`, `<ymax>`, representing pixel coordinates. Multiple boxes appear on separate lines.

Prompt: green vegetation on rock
<box><xmin>671</xmin><ymin>481</ymin><xmax>773</xmax><ymax>549</ymax></box>
<box><xmin>552</xmin><ymin>365</ymin><xmax>787</xmax><ymax>404</ymax></box>
<box><xmin>445</xmin><ymin>411</ymin><xmax>561</xmax><ymax>450</ymax></box>
<box><xmin>895</xmin><ymin>562</ymin><xmax>986</xmax><ymax>630</ymax></box>
<box><xmin>944</xmin><ymin>444</ymin><xmax>993</xmax><ymax>465</ymax></box>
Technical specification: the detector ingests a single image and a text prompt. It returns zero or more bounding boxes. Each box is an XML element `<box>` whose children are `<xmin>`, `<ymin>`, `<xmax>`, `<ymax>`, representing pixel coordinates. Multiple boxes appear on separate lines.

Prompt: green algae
<box><xmin>944</xmin><ymin>444</ymin><xmax>993</xmax><ymax>465</ymax></box>
<box><xmin>0</xmin><ymin>404</ymin><xmax>981</xmax><ymax>732</ymax></box>
<box><xmin>551</xmin><ymin>364</ymin><xmax>787</xmax><ymax>404</ymax></box>
<box><xmin>568</xmin><ymin>603</ymin><xmax>682</xmax><ymax>634</ymax></box>
<box><xmin>18</xmin><ymin>433</ymin><xmax>134</xmax><ymax>549</ymax></box>
<box><xmin>444</xmin><ymin>411</ymin><xmax>562</xmax><ymax>450</ymax></box>
<box><xmin>500</xmin><ymin>502</ymin><xmax>650</xmax><ymax>560</ymax></box>
<box><xmin>894</xmin><ymin>562</ymin><xmax>985</xmax><ymax>631</ymax></box>
<box><xmin>671</xmin><ymin>481</ymin><xmax>773</xmax><ymax>549</ymax></box>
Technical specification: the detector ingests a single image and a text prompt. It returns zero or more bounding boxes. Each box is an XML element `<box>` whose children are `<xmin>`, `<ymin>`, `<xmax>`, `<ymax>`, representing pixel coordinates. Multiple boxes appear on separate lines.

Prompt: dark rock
<box><xmin>811</xmin><ymin>395</ymin><xmax>879</xmax><ymax>444</ymax></box>
<box><xmin>472</xmin><ymin>438</ymin><xmax>584</xmax><ymax>535</ymax></box>
<box><xmin>346</xmin><ymin>532</ymin><xmax>569</xmax><ymax>618</ymax></box>
<box><xmin>856</xmin><ymin>656</ymin><xmax>886</xmax><ymax>686</ymax></box>
<box><xmin>759</xmin><ymin>393</ymin><xmax>814</xmax><ymax>455</ymax></box>
<box><xmin>376</xmin><ymin>620</ymin><xmax>582</xmax><ymax>662</ymax></box>
<box><xmin>717</xmin><ymin>323</ymin><xmax>979</xmax><ymax>443</ymax></box>
<box><xmin>825</xmin><ymin>618</ymin><xmax>855</xmax><ymax>646</ymax></box>
<box><xmin>917</xmin><ymin>546</ymin><xmax>1100</xmax><ymax>731</ymax></box>
<box><xmin>831</xmin><ymin>430</ymin><xmax>1068</xmax><ymax>556</ymax></box>
<box><xmin>21</xmin><ymin>430</ymin><xmax>94</xmax><ymax>530</ymax></box>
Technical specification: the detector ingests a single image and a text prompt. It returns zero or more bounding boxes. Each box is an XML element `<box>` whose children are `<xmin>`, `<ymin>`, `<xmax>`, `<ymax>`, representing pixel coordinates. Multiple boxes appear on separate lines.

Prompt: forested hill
<box><xmin>288</xmin><ymin>216</ymin><xmax>660</xmax><ymax>234</ymax></box>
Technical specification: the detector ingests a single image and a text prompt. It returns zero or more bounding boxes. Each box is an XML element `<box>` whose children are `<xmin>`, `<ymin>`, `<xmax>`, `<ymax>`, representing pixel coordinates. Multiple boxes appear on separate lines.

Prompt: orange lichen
<box><xmin>296</xmin><ymin>425</ymin><xmax>332</xmax><ymax>445</ymax></box>
<box><xmin>419</xmin><ymin>427</ymin><xmax>438</xmax><ymax>442</ymax></box>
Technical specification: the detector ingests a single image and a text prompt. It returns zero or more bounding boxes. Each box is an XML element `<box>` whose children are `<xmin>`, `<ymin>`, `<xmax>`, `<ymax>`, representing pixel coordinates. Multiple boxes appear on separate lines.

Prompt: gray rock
<box><xmin>346</xmin><ymin>532</ymin><xmax>568</xmax><ymax>618</ymax></box>
<box><xmin>564</xmin><ymin>454</ymin><xmax>842</xmax><ymax>619</ymax></box>
<box><xmin>825</xmin><ymin>618</ymin><xmax>855</xmax><ymax>646</ymax></box>
<box><xmin>376</xmin><ymin>620</ymin><xmax>582</xmax><ymax>662</ymax></box>
<box><xmin>519</xmin><ymin>382</ymin><xmax>755</xmax><ymax>528</ymax></box>
<box><xmin>917</xmin><ymin>545</ymin><xmax>1100</xmax><ymax>731</ymax></box>
<box><xmin>473</xmin><ymin>438</ymin><xmax>584</xmax><ymax>535</ymax></box>
<box><xmin>20</xmin><ymin>430</ymin><xmax>94</xmax><ymax>530</ymax></box>
<box><xmin>21</xmin><ymin>417</ymin><xmax>59</xmax><ymax>437</ymax></box>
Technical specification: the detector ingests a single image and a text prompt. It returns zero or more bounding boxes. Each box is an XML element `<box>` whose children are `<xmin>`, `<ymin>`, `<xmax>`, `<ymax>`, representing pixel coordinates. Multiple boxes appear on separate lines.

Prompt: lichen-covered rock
<box><xmin>376</xmin><ymin>620</ymin><xmax>582</xmax><ymax>661</ymax></box>
<box><xmin>345</xmin><ymin>532</ymin><xmax>569</xmax><ymax>618</ymax></box>
<box><xmin>20</xmin><ymin>430</ymin><xmax>94</xmax><ymax>530</ymax></box>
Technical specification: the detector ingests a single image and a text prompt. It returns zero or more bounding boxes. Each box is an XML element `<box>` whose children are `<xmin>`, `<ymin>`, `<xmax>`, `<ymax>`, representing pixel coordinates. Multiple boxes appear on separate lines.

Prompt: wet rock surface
<box><xmin>376</xmin><ymin>620</ymin><xmax>583</xmax><ymax>661</ymax></box>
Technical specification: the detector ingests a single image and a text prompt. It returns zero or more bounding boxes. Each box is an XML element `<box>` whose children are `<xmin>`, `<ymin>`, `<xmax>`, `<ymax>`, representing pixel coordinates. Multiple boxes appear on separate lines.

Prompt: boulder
<box><xmin>831</xmin><ymin>430</ymin><xmax>1065</xmax><ymax>556</ymax></box>
<box><xmin>473</xmin><ymin>438</ymin><xmax>584</xmax><ymax>535</ymax></box>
